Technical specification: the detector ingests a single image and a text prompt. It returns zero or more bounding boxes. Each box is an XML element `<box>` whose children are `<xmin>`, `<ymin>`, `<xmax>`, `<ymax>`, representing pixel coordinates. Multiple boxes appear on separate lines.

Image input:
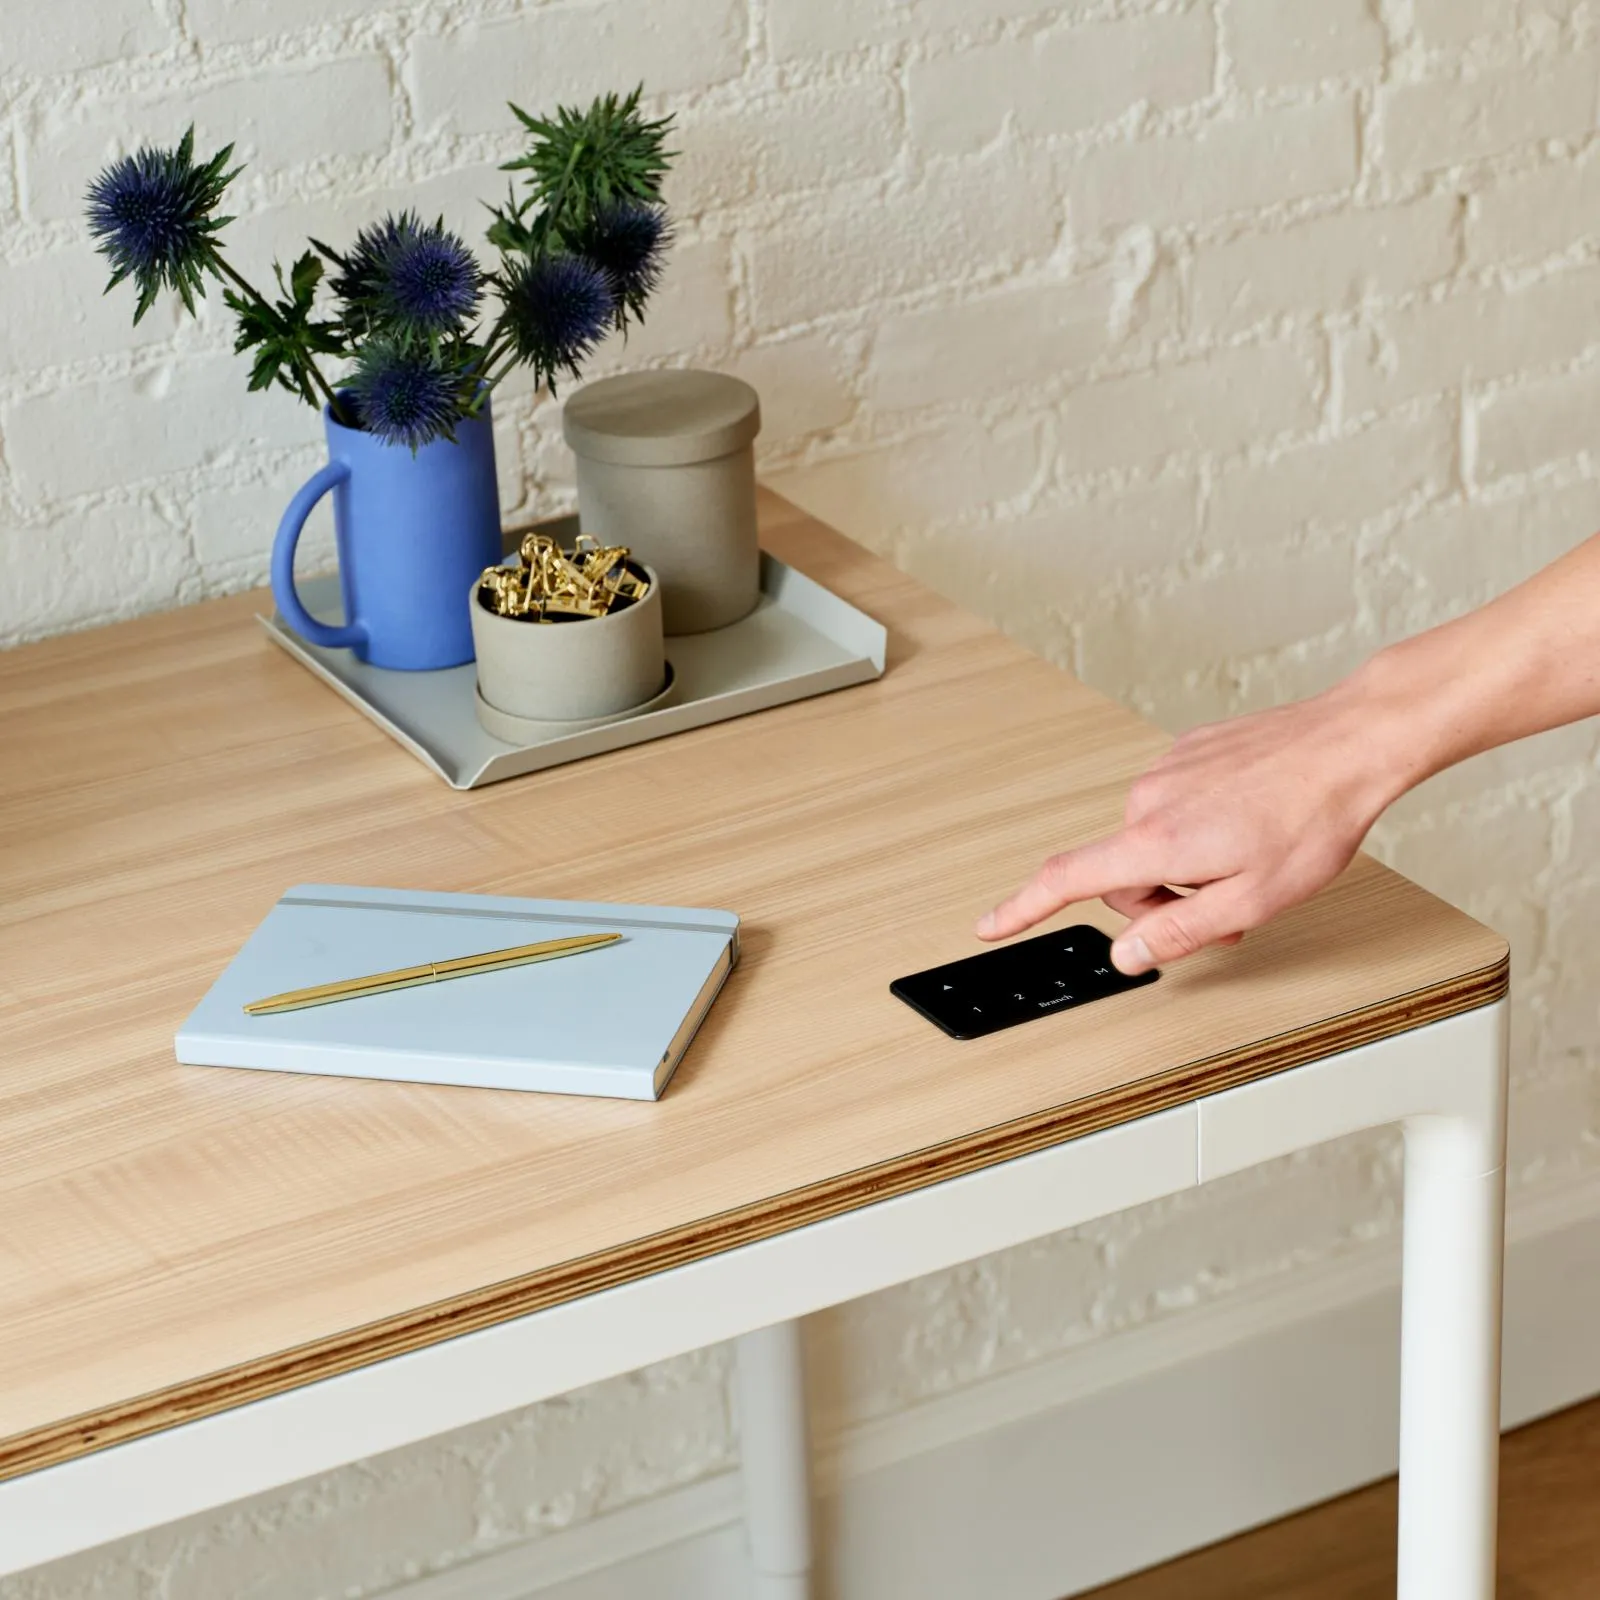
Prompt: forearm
<box><xmin>1340</xmin><ymin>529</ymin><xmax>1600</xmax><ymax>811</ymax></box>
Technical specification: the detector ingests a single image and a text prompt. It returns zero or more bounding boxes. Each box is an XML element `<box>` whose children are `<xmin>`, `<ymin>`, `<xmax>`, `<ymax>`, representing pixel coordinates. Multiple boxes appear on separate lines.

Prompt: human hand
<box><xmin>976</xmin><ymin>682</ymin><xmax>1408</xmax><ymax>974</ymax></box>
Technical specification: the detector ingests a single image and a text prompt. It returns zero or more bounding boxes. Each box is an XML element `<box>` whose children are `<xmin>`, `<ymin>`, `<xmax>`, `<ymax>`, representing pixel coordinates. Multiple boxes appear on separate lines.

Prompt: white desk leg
<box><xmin>1397</xmin><ymin>1017</ymin><xmax>1509</xmax><ymax>1599</ymax></box>
<box><xmin>735</xmin><ymin>1320</ymin><xmax>814</xmax><ymax>1600</ymax></box>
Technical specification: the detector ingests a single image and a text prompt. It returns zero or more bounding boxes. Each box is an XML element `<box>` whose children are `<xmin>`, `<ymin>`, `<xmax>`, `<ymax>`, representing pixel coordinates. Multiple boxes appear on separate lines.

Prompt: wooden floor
<box><xmin>1081</xmin><ymin>1398</ymin><xmax>1600</xmax><ymax>1598</ymax></box>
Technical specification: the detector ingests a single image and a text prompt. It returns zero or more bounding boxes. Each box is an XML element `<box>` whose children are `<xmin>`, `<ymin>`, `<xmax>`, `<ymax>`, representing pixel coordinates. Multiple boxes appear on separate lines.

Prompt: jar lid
<box><xmin>562</xmin><ymin>369</ymin><xmax>761</xmax><ymax>467</ymax></box>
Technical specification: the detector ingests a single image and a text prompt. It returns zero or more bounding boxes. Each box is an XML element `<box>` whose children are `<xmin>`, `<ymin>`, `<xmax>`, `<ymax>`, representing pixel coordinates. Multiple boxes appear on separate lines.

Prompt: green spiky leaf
<box><xmin>227</xmin><ymin>253</ymin><xmax>344</xmax><ymax>404</ymax></box>
<box><xmin>499</xmin><ymin>86</ymin><xmax>675</xmax><ymax>247</ymax></box>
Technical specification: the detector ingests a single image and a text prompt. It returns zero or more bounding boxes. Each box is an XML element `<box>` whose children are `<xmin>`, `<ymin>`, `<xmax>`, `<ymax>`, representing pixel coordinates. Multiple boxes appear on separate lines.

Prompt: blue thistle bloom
<box><xmin>498</xmin><ymin>252</ymin><xmax>615</xmax><ymax>386</ymax></box>
<box><xmin>348</xmin><ymin>338</ymin><xmax>464</xmax><ymax>451</ymax></box>
<box><xmin>85</xmin><ymin>126</ymin><xmax>238</xmax><ymax>322</ymax></box>
<box><xmin>380</xmin><ymin>222</ymin><xmax>482</xmax><ymax>337</ymax></box>
<box><xmin>571</xmin><ymin>202</ymin><xmax>671</xmax><ymax>328</ymax></box>
<box><xmin>324</xmin><ymin>211</ymin><xmax>481</xmax><ymax>343</ymax></box>
<box><xmin>326</xmin><ymin>212</ymin><xmax>415</xmax><ymax>311</ymax></box>
<box><xmin>323</xmin><ymin>211</ymin><xmax>481</xmax><ymax>342</ymax></box>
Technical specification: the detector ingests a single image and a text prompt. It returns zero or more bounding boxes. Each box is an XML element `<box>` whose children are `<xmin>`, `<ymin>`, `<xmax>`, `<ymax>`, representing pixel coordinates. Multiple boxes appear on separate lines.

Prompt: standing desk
<box><xmin>0</xmin><ymin>494</ymin><xmax>1509</xmax><ymax>1597</ymax></box>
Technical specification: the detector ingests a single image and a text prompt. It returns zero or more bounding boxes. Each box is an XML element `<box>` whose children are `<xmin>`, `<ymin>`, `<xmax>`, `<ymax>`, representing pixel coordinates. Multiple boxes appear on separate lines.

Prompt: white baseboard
<box><xmin>389</xmin><ymin>1172</ymin><xmax>1600</xmax><ymax>1600</ymax></box>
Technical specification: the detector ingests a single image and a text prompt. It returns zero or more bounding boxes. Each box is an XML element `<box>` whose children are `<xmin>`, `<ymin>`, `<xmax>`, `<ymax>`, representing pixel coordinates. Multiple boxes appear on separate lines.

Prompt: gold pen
<box><xmin>243</xmin><ymin>931</ymin><xmax>622</xmax><ymax>1016</ymax></box>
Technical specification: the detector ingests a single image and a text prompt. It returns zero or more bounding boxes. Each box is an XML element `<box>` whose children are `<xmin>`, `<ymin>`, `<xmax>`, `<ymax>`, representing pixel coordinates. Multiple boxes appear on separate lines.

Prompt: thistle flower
<box><xmin>322</xmin><ymin>211</ymin><xmax>481</xmax><ymax>343</ymax></box>
<box><xmin>497</xmin><ymin>252</ymin><xmax>614</xmax><ymax>386</ymax></box>
<box><xmin>570</xmin><ymin>201</ymin><xmax>670</xmax><ymax>329</ymax></box>
<box><xmin>380</xmin><ymin>222</ymin><xmax>482</xmax><ymax>338</ymax></box>
<box><xmin>347</xmin><ymin>337</ymin><xmax>464</xmax><ymax>451</ymax></box>
<box><xmin>89</xmin><ymin>93</ymin><xmax>675</xmax><ymax>441</ymax></box>
<box><xmin>85</xmin><ymin>126</ymin><xmax>238</xmax><ymax>322</ymax></box>
<box><xmin>323</xmin><ymin>211</ymin><xmax>415</xmax><ymax>316</ymax></box>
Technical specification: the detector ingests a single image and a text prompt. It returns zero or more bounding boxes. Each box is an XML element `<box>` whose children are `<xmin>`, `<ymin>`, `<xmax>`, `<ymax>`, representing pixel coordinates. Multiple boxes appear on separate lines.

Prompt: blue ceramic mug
<box><xmin>271</xmin><ymin>398</ymin><xmax>503</xmax><ymax>670</ymax></box>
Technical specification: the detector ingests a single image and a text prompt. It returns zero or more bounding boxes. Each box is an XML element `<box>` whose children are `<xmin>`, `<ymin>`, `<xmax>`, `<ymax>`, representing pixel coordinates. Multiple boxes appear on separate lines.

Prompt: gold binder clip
<box><xmin>478</xmin><ymin>529</ymin><xmax>651</xmax><ymax>623</ymax></box>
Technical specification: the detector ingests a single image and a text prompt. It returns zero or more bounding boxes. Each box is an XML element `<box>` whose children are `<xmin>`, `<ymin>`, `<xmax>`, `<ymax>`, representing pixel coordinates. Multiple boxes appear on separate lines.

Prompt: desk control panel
<box><xmin>891</xmin><ymin>924</ymin><xmax>1159</xmax><ymax>1040</ymax></box>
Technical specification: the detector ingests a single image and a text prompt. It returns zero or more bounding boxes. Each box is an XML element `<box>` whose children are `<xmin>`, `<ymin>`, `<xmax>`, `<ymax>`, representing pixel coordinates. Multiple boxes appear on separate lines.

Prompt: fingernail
<box><xmin>976</xmin><ymin>911</ymin><xmax>997</xmax><ymax>937</ymax></box>
<box><xmin>1112</xmin><ymin>935</ymin><xmax>1152</xmax><ymax>974</ymax></box>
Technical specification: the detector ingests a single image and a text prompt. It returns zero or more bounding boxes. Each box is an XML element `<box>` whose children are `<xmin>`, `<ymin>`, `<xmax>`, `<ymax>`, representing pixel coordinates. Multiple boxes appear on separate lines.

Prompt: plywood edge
<box><xmin>0</xmin><ymin>950</ymin><xmax>1508</xmax><ymax>1483</ymax></box>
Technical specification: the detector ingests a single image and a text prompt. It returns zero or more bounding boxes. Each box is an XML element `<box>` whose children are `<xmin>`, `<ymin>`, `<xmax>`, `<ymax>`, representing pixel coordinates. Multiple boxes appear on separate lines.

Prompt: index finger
<box><xmin>976</xmin><ymin>827</ymin><xmax>1172</xmax><ymax>940</ymax></box>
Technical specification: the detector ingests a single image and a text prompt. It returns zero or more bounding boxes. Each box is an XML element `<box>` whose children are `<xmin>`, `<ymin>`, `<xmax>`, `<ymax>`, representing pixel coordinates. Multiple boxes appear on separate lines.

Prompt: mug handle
<box><xmin>270</xmin><ymin>461</ymin><xmax>365</xmax><ymax>650</ymax></box>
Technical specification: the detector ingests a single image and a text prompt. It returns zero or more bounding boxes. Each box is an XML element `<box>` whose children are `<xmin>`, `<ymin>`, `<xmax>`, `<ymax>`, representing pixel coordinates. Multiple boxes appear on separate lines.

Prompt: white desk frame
<box><xmin>0</xmin><ymin>999</ymin><xmax>1509</xmax><ymax>1600</ymax></box>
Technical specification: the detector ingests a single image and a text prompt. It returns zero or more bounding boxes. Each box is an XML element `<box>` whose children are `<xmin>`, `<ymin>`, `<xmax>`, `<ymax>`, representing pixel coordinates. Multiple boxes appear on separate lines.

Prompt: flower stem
<box><xmin>462</xmin><ymin>330</ymin><xmax>519</xmax><ymax>416</ymax></box>
<box><xmin>208</xmin><ymin>249</ymin><xmax>355</xmax><ymax>426</ymax></box>
<box><xmin>482</xmin><ymin>351</ymin><xmax>523</xmax><ymax>395</ymax></box>
<box><xmin>479</xmin><ymin>326</ymin><xmax>512</xmax><ymax>371</ymax></box>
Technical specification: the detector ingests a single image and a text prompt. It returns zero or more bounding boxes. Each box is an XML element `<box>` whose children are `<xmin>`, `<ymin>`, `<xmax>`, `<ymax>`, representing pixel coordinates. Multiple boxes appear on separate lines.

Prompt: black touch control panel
<box><xmin>890</xmin><ymin>924</ymin><xmax>1159</xmax><ymax>1040</ymax></box>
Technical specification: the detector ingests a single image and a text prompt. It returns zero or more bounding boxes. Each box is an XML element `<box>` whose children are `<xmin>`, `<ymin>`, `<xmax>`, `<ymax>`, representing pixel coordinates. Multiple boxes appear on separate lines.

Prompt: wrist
<box><xmin>1317</xmin><ymin>645</ymin><xmax>1451</xmax><ymax>821</ymax></box>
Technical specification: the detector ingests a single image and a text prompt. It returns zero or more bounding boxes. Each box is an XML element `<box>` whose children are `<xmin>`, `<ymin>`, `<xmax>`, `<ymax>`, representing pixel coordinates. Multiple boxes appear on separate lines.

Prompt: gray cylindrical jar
<box><xmin>563</xmin><ymin>370</ymin><xmax>762</xmax><ymax>635</ymax></box>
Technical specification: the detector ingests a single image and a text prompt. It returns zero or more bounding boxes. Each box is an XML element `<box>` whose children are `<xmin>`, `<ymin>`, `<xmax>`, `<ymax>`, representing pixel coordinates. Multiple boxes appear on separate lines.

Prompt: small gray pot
<box><xmin>563</xmin><ymin>370</ymin><xmax>761</xmax><ymax>636</ymax></box>
<box><xmin>470</xmin><ymin>562</ymin><xmax>665</xmax><ymax>728</ymax></box>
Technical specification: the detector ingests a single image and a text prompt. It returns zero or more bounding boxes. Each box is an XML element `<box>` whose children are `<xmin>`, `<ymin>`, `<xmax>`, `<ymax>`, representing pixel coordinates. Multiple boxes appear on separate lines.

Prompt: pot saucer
<box><xmin>473</xmin><ymin>661</ymin><xmax>679</xmax><ymax>745</ymax></box>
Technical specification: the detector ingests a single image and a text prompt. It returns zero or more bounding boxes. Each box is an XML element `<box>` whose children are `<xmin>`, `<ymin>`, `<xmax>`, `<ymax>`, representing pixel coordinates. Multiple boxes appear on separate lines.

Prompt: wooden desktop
<box><xmin>0</xmin><ymin>492</ymin><xmax>1508</xmax><ymax>1597</ymax></box>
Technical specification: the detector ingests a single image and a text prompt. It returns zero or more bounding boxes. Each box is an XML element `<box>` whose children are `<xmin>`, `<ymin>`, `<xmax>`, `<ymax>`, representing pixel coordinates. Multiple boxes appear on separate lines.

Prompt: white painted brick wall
<box><xmin>907</xmin><ymin>12</ymin><xmax>1215</xmax><ymax>154</ymax></box>
<box><xmin>1467</xmin><ymin>148</ymin><xmax>1600</xmax><ymax>265</ymax></box>
<box><xmin>865</xmin><ymin>263</ymin><xmax>1176</xmax><ymax>411</ymax></box>
<box><xmin>24</xmin><ymin>54</ymin><xmax>398</xmax><ymax>223</ymax></box>
<box><xmin>4</xmin><ymin>1</ymin><xmax>1600</xmax><ymax>1594</ymax></box>
<box><xmin>1190</xmin><ymin>198</ymin><xmax>1459</xmax><ymax>332</ymax></box>
<box><xmin>1474</xmin><ymin>362</ymin><xmax>1600</xmax><ymax>481</ymax></box>
<box><xmin>745</xmin><ymin>147</ymin><xmax>1063</xmax><ymax>327</ymax></box>
<box><xmin>411</xmin><ymin>0</ymin><xmax>747</xmax><ymax>133</ymax></box>
<box><xmin>1378</xmin><ymin>53</ymin><xmax>1600</xmax><ymax>176</ymax></box>
<box><xmin>1055</xmin><ymin>336</ymin><xmax>1323</xmax><ymax>473</ymax></box>
<box><xmin>7</xmin><ymin>0</ymin><xmax>169</xmax><ymax>75</ymax></box>
<box><xmin>1410</xmin><ymin>0</ymin><xmax>1504</xmax><ymax>50</ymax></box>
<box><xmin>1226</xmin><ymin>0</ymin><xmax>1386</xmax><ymax>90</ymax></box>
<box><xmin>1340</xmin><ymin>267</ymin><xmax>1600</xmax><ymax>416</ymax></box>
<box><xmin>1067</xmin><ymin>97</ymin><xmax>1359</xmax><ymax>232</ymax></box>
<box><xmin>1206</xmin><ymin>409</ymin><xmax>1455</xmax><ymax>542</ymax></box>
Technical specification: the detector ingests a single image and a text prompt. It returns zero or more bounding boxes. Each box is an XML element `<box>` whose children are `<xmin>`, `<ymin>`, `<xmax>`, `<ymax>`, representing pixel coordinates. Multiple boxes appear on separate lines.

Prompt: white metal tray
<box><xmin>258</xmin><ymin>525</ymin><xmax>887</xmax><ymax>790</ymax></box>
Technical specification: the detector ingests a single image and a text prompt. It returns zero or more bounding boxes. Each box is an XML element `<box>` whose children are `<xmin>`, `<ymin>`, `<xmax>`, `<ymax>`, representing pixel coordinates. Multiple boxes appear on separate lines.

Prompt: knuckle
<box><xmin>1127</xmin><ymin>772</ymin><xmax>1164</xmax><ymax>812</ymax></box>
<box><xmin>1129</xmin><ymin>811</ymin><xmax>1173</xmax><ymax>852</ymax></box>
<box><xmin>1038</xmin><ymin>853</ymin><xmax>1076</xmax><ymax>892</ymax></box>
<box><xmin>1153</xmin><ymin>915</ymin><xmax>1205</xmax><ymax>960</ymax></box>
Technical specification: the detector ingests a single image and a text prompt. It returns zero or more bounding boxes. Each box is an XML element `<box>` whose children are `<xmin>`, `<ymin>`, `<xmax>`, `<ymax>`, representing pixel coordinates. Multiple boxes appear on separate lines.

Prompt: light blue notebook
<box><xmin>175</xmin><ymin>885</ymin><xmax>739</xmax><ymax>1100</ymax></box>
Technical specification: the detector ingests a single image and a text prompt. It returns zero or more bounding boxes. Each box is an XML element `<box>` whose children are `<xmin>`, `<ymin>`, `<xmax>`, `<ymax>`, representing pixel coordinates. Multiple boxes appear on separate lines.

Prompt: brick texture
<box><xmin>1</xmin><ymin>0</ymin><xmax>170</xmax><ymax>75</ymax></box>
<box><xmin>1379</xmin><ymin>53</ymin><xmax>1600</xmax><ymax>177</ymax></box>
<box><xmin>5</xmin><ymin>1</ymin><xmax>1600</xmax><ymax>1595</ymax></box>
<box><xmin>865</xmin><ymin>264</ymin><xmax>1178</xmax><ymax>411</ymax></box>
<box><xmin>4</xmin><ymin>360</ymin><xmax>309</xmax><ymax>499</ymax></box>
<box><xmin>1390</xmin><ymin>479</ymin><xmax>1600</xmax><ymax>602</ymax></box>
<box><xmin>1475</xmin><ymin>364</ymin><xmax>1600</xmax><ymax>481</ymax></box>
<box><xmin>1227</xmin><ymin>0</ymin><xmax>1386</xmax><ymax>89</ymax></box>
<box><xmin>675</xmin><ymin>81</ymin><xmax>902</xmax><ymax>206</ymax></box>
<box><xmin>412</xmin><ymin>0</ymin><xmax>746</xmax><ymax>134</ymax></box>
<box><xmin>1057</xmin><ymin>339</ymin><xmax>1323</xmax><ymax>473</ymax></box>
<box><xmin>1410</xmin><ymin>0</ymin><xmax>1503</xmax><ymax>48</ymax></box>
<box><xmin>1207</xmin><ymin>410</ymin><xmax>1456</xmax><ymax>543</ymax></box>
<box><xmin>766</xmin><ymin>414</ymin><xmax>1047</xmax><ymax>535</ymax></box>
<box><xmin>746</xmin><ymin>149</ymin><xmax>1061</xmax><ymax>329</ymax></box>
<box><xmin>23</xmin><ymin>54</ymin><xmax>396</xmax><ymax>223</ymax></box>
<box><xmin>908</xmin><ymin>13</ymin><xmax>1214</xmax><ymax>156</ymax></box>
<box><xmin>1192</xmin><ymin>200</ymin><xmax>1458</xmax><ymax>332</ymax></box>
<box><xmin>1340</xmin><ymin>267</ymin><xmax>1600</xmax><ymax>416</ymax></box>
<box><xmin>1080</xmin><ymin>542</ymin><xmax>1359</xmax><ymax>684</ymax></box>
<box><xmin>184</xmin><ymin>0</ymin><xmax>378</xmax><ymax>47</ymax></box>
<box><xmin>1467</xmin><ymin>150</ymin><xmax>1600</xmax><ymax>266</ymax></box>
<box><xmin>1068</xmin><ymin>98</ymin><xmax>1359</xmax><ymax>234</ymax></box>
